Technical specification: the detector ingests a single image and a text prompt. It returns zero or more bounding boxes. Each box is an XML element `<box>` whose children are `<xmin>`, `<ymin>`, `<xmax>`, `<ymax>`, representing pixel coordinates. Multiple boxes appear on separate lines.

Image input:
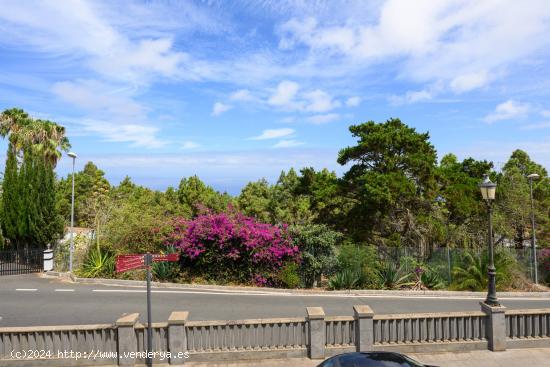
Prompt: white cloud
<box><xmin>0</xmin><ymin>1</ymin><xmax>193</xmax><ymax>85</ymax></box>
<box><xmin>268</xmin><ymin>80</ymin><xmax>301</xmax><ymax>108</ymax></box>
<box><xmin>389</xmin><ymin>89</ymin><xmax>433</xmax><ymax>105</ymax></box>
<box><xmin>389</xmin><ymin>81</ymin><xmax>444</xmax><ymax>105</ymax></box>
<box><xmin>277</xmin><ymin>1</ymin><xmax>550</xmax><ymax>93</ymax></box>
<box><xmin>484</xmin><ymin>100</ymin><xmax>530</xmax><ymax>123</ymax></box>
<box><xmin>521</xmin><ymin>122</ymin><xmax>550</xmax><ymax>130</ymax></box>
<box><xmin>182</xmin><ymin>140</ymin><xmax>201</xmax><ymax>149</ymax></box>
<box><xmin>250</xmin><ymin>128</ymin><xmax>295</xmax><ymax>140</ymax></box>
<box><xmin>212</xmin><ymin>102</ymin><xmax>232</xmax><ymax>116</ymax></box>
<box><xmin>273</xmin><ymin>139</ymin><xmax>304</xmax><ymax>148</ymax></box>
<box><xmin>52</xmin><ymin>79</ymin><xmax>168</xmax><ymax>148</ymax></box>
<box><xmin>52</xmin><ymin>80</ymin><xmax>145</xmax><ymax>118</ymax></box>
<box><xmin>230</xmin><ymin>89</ymin><xmax>255</xmax><ymax>102</ymax></box>
<box><xmin>306</xmin><ymin>113</ymin><xmax>340</xmax><ymax>124</ymax></box>
<box><xmin>345</xmin><ymin>96</ymin><xmax>361</xmax><ymax>107</ymax></box>
<box><xmin>303</xmin><ymin>89</ymin><xmax>341</xmax><ymax>112</ymax></box>
<box><xmin>541</xmin><ymin>110</ymin><xmax>550</xmax><ymax>118</ymax></box>
<box><xmin>79</xmin><ymin>119</ymin><xmax>167</xmax><ymax>149</ymax></box>
<box><xmin>450</xmin><ymin>71</ymin><xmax>490</xmax><ymax>93</ymax></box>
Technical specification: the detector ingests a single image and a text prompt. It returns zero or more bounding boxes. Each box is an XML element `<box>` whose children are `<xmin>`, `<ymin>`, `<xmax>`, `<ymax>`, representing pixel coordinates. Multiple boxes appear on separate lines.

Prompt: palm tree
<box><xmin>0</xmin><ymin>108</ymin><xmax>70</xmax><ymax>166</ymax></box>
<box><xmin>0</xmin><ymin>108</ymin><xmax>32</xmax><ymax>154</ymax></box>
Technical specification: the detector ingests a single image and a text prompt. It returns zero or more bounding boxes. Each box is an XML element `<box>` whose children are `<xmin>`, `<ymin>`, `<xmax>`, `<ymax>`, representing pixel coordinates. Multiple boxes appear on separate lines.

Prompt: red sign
<box><xmin>116</xmin><ymin>255</ymin><xmax>144</xmax><ymax>273</ymax></box>
<box><xmin>152</xmin><ymin>253</ymin><xmax>179</xmax><ymax>262</ymax></box>
<box><xmin>115</xmin><ymin>253</ymin><xmax>179</xmax><ymax>273</ymax></box>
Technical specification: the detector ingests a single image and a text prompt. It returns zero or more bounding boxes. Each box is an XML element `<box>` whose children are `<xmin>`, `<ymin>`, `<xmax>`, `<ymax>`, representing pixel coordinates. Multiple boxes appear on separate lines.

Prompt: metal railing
<box><xmin>0</xmin><ymin>248</ymin><xmax>43</xmax><ymax>276</ymax></box>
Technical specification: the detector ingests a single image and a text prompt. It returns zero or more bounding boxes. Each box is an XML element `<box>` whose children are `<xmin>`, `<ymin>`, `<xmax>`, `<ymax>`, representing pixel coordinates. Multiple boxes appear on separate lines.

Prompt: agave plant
<box><xmin>376</xmin><ymin>262</ymin><xmax>413</xmax><ymax>290</ymax></box>
<box><xmin>328</xmin><ymin>269</ymin><xmax>361</xmax><ymax>290</ymax></box>
<box><xmin>78</xmin><ymin>247</ymin><xmax>114</xmax><ymax>278</ymax></box>
<box><xmin>152</xmin><ymin>247</ymin><xmax>180</xmax><ymax>282</ymax></box>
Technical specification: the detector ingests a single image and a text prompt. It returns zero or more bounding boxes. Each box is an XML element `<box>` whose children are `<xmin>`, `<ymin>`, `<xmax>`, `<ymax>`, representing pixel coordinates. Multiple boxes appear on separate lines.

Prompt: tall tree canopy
<box><xmin>337</xmin><ymin>118</ymin><xmax>438</xmax><ymax>245</ymax></box>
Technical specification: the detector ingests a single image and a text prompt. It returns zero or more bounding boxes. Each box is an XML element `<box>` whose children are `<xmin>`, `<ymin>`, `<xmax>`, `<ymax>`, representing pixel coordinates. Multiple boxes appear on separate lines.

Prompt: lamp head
<box><xmin>68</xmin><ymin>152</ymin><xmax>77</xmax><ymax>159</ymax></box>
<box><xmin>480</xmin><ymin>174</ymin><xmax>497</xmax><ymax>201</ymax></box>
<box><xmin>527</xmin><ymin>173</ymin><xmax>540</xmax><ymax>180</ymax></box>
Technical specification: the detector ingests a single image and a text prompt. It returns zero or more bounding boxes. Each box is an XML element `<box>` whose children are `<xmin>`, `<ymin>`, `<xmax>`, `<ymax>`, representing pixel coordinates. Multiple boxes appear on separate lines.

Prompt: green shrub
<box><xmin>420</xmin><ymin>268</ymin><xmax>446</xmax><ymax>290</ymax></box>
<box><xmin>336</xmin><ymin>242</ymin><xmax>380</xmax><ymax>288</ymax></box>
<box><xmin>78</xmin><ymin>247</ymin><xmax>114</xmax><ymax>278</ymax></box>
<box><xmin>376</xmin><ymin>262</ymin><xmax>413</xmax><ymax>289</ymax></box>
<box><xmin>328</xmin><ymin>269</ymin><xmax>361</xmax><ymax>290</ymax></box>
<box><xmin>290</xmin><ymin>224</ymin><xmax>341</xmax><ymax>288</ymax></box>
<box><xmin>152</xmin><ymin>247</ymin><xmax>180</xmax><ymax>282</ymax></box>
<box><xmin>451</xmin><ymin>249</ymin><xmax>520</xmax><ymax>291</ymax></box>
<box><xmin>279</xmin><ymin>262</ymin><xmax>301</xmax><ymax>288</ymax></box>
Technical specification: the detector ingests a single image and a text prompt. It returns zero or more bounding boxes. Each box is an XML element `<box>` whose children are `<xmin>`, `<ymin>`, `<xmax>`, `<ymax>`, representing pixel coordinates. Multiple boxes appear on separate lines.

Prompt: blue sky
<box><xmin>1</xmin><ymin>0</ymin><xmax>550</xmax><ymax>194</ymax></box>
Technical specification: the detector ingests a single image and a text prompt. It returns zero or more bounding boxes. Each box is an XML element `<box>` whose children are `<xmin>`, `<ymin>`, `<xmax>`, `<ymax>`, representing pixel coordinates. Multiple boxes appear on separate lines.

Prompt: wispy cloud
<box><xmin>182</xmin><ymin>140</ymin><xmax>201</xmax><ymax>149</ymax></box>
<box><xmin>212</xmin><ymin>102</ymin><xmax>232</xmax><ymax>116</ymax></box>
<box><xmin>250</xmin><ymin>128</ymin><xmax>295</xmax><ymax>140</ymax></box>
<box><xmin>345</xmin><ymin>96</ymin><xmax>361</xmax><ymax>107</ymax></box>
<box><xmin>306</xmin><ymin>113</ymin><xmax>340</xmax><ymax>124</ymax></box>
<box><xmin>484</xmin><ymin>100</ymin><xmax>530</xmax><ymax>123</ymax></box>
<box><xmin>268</xmin><ymin>80</ymin><xmax>301</xmax><ymax>109</ymax></box>
<box><xmin>273</xmin><ymin>139</ymin><xmax>304</xmax><ymax>148</ymax></box>
<box><xmin>79</xmin><ymin>119</ymin><xmax>167</xmax><ymax>149</ymax></box>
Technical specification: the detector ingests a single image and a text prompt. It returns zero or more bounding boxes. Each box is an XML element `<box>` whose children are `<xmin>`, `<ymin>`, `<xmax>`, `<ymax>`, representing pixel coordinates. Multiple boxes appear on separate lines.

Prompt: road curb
<box><xmin>44</xmin><ymin>271</ymin><xmax>550</xmax><ymax>298</ymax></box>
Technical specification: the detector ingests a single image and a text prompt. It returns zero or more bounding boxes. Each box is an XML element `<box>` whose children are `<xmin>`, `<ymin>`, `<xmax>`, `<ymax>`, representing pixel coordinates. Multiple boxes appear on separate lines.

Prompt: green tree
<box><xmin>177</xmin><ymin>175</ymin><xmax>231</xmax><ymax>217</ymax></box>
<box><xmin>57</xmin><ymin>161</ymin><xmax>111</xmax><ymax>226</ymax></box>
<box><xmin>337</xmin><ymin>118</ymin><xmax>438</xmax><ymax>246</ymax></box>
<box><xmin>289</xmin><ymin>224</ymin><xmax>342</xmax><ymax>287</ymax></box>
<box><xmin>238</xmin><ymin>179</ymin><xmax>272</xmax><ymax>223</ymax></box>
<box><xmin>1</xmin><ymin>108</ymin><xmax>67</xmax><ymax>249</ymax></box>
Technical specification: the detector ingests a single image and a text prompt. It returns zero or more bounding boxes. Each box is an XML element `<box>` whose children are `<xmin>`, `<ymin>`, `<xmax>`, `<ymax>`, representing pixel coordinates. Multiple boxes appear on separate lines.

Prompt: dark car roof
<box><xmin>318</xmin><ymin>351</ymin><xmax>427</xmax><ymax>367</ymax></box>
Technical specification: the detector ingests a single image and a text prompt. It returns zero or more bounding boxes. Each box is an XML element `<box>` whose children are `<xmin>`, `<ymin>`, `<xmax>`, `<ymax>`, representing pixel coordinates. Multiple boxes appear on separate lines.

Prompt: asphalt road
<box><xmin>0</xmin><ymin>274</ymin><xmax>549</xmax><ymax>327</ymax></box>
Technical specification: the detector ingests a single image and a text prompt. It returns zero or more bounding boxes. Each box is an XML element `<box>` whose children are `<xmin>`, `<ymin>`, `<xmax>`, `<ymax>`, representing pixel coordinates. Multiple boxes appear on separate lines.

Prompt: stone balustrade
<box><xmin>1</xmin><ymin>303</ymin><xmax>550</xmax><ymax>365</ymax></box>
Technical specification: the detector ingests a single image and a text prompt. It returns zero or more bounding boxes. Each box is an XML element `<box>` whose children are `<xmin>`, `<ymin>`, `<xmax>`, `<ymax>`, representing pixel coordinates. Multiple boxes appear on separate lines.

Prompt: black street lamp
<box><xmin>527</xmin><ymin>173</ymin><xmax>540</xmax><ymax>284</ymax></box>
<box><xmin>480</xmin><ymin>174</ymin><xmax>499</xmax><ymax>307</ymax></box>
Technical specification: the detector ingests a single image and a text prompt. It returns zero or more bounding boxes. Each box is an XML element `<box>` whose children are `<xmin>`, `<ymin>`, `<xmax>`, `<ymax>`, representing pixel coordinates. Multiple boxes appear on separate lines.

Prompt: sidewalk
<box><xmin>186</xmin><ymin>348</ymin><xmax>550</xmax><ymax>367</ymax></box>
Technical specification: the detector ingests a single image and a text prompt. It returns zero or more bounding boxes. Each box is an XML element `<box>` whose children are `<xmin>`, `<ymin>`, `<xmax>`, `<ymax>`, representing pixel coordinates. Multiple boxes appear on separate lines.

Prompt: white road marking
<box><xmin>55</xmin><ymin>289</ymin><xmax>75</xmax><ymax>292</ymax></box>
<box><xmin>15</xmin><ymin>288</ymin><xmax>37</xmax><ymax>292</ymax></box>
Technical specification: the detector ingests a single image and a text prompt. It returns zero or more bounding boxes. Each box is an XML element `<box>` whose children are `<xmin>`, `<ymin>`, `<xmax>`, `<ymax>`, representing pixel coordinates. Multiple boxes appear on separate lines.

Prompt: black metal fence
<box><xmin>377</xmin><ymin>245</ymin><xmax>543</xmax><ymax>284</ymax></box>
<box><xmin>0</xmin><ymin>248</ymin><xmax>43</xmax><ymax>276</ymax></box>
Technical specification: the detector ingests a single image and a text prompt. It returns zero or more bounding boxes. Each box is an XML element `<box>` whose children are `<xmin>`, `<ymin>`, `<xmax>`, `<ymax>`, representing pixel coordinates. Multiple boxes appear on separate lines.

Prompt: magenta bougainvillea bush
<box><xmin>164</xmin><ymin>211</ymin><xmax>300</xmax><ymax>285</ymax></box>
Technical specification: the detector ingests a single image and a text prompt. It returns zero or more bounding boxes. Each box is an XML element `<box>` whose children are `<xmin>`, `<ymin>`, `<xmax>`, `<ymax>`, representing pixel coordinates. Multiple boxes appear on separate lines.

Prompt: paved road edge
<box><xmin>43</xmin><ymin>271</ymin><xmax>550</xmax><ymax>298</ymax></box>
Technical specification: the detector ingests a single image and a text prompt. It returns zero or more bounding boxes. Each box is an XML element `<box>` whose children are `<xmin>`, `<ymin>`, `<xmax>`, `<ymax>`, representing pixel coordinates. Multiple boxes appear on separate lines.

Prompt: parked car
<box><xmin>317</xmin><ymin>352</ymin><xmax>438</xmax><ymax>367</ymax></box>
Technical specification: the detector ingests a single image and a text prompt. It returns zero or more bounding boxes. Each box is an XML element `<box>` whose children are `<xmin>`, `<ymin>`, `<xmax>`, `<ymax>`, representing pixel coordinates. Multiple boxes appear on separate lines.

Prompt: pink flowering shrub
<box><xmin>164</xmin><ymin>211</ymin><xmax>300</xmax><ymax>285</ymax></box>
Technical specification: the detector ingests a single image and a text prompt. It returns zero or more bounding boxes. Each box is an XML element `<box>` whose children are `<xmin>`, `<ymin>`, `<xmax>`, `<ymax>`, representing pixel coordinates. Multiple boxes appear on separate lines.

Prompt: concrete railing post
<box><xmin>354</xmin><ymin>305</ymin><xmax>374</xmax><ymax>352</ymax></box>
<box><xmin>481</xmin><ymin>302</ymin><xmax>507</xmax><ymax>351</ymax></box>
<box><xmin>168</xmin><ymin>311</ymin><xmax>189</xmax><ymax>365</ymax></box>
<box><xmin>307</xmin><ymin>307</ymin><xmax>325</xmax><ymax>359</ymax></box>
<box><xmin>116</xmin><ymin>313</ymin><xmax>139</xmax><ymax>366</ymax></box>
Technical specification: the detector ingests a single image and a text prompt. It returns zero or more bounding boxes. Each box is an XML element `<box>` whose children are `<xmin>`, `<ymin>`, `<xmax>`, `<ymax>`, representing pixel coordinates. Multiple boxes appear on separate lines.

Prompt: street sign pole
<box><xmin>114</xmin><ymin>251</ymin><xmax>179</xmax><ymax>367</ymax></box>
<box><xmin>145</xmin><ymin>253</ymin><xmax>153</xmax><ymax>367</ymax></box>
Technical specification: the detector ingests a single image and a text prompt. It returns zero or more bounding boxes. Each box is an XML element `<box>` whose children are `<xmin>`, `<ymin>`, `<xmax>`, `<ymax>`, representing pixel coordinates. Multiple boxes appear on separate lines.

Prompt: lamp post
<box><xmin>527</xmin><ymin>173</ymin><xmax>540</xmax><ymax>284</ymax></box>
<box><xmin>68</xmin><ymin>152</ymin><xmax>77</xmax><ymax>272</ymax></box>
<box><xmin>480</xmin><ymin>174</ymin><xmax>499</xmax><ymax>307</ymax></box>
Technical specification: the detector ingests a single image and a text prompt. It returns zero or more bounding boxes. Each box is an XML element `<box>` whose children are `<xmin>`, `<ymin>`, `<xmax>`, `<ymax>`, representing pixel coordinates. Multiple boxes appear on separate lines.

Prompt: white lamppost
<box><xmin>68</xmin><ymin>152</ymin><xmax>77</xmax><ymax>272</ymax></box>
<box><xmin>527</xmin><ymin>173</ymin><xmax>540</xmax><ymax>284</ymax></box>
